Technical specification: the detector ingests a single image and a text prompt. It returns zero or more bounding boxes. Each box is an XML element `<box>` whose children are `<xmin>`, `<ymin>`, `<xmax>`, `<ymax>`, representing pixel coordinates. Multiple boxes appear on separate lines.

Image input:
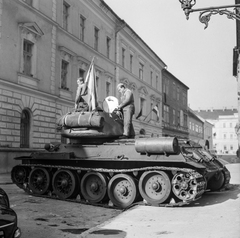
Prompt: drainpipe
<box><xmin>114</xmin><ymin>19</ymin><xmax>126</xmax><ymax>96</ymax></box>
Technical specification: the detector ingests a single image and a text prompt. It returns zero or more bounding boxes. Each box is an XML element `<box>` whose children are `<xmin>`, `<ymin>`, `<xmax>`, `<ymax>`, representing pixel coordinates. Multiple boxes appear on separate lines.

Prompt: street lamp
<box><xmin>179</xmin><ymin>0</ymin><xmax>240</xmax><ymax>157</ymax></box>
<box><xmin>179</xmin><ymin>0</ymin><xmax>240</xmax><ymax>29</ymax></box>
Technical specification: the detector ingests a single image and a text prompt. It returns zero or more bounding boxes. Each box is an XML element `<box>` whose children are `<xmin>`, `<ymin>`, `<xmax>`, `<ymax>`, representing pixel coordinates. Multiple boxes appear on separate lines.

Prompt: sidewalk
<box><xmin>81</xmin><ymin>163</ymin><xmax>240</xmax><ymax>238</ymax></box>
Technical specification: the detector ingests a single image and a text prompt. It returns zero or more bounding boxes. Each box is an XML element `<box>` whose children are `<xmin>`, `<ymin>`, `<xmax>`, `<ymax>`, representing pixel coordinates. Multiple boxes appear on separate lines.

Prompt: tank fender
<box><xmin>135</xmin><ymin>137</ymin><xmax>180</xmax><ymax>155</ymax></box>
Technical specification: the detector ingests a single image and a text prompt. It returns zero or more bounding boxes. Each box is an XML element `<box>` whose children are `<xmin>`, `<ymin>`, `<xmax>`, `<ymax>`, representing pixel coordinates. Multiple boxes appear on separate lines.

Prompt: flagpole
<box><xmin>143</xmin><ymin>109</ymin><xmax>152</xmax><ymax>121</ymax></box>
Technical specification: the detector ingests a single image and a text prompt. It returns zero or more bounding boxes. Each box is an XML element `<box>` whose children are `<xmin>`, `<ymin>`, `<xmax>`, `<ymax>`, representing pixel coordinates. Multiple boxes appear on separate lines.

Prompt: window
<box><xmin>61</xmin><ymin>60</ymin><xmax>69</xmax><ymax>90</ymax></box>
<box><xmin>63</xmin><ymin>1</ymin><xmax>70</xmax><ymax>31</ymax></box>
<box><xmin>184</xmin><ymin>114</ymin><xmax>187</xmax><ymax>127</ymax></box>
<box><xmin>20</xmin><ymin>109</ymin><xmax>30</xmax><ymax>148</ymax></box>
<box><xmin>106</xmin><ymin>37</ymin><xmax>111</xmax><ymax>58</ymax></box>
<box><xmin>106</xmin><ymin>82</ymin><xmax>110</xmax><ymax>96</ymax></box>
<box><xmin>80</xmin><ymin>15</ymin><xmax>85</xmax><ymax>41</ymax></box>
<box><xmin>223</xmin><ymin>123</ymin><xmax>226</xmax><ymax>128</ymax></box>
<box><xmin>177</xmin><ymin>86</ymin><xmax>180</xmax><ymax>101</ymax></box>
<box><xmin>172</xmin><ymin>82</ymin><xmax>176</xmax><ymax>99</ymax></box>
<box><xmin>196</xmin><ymin>125</ymin><xmax>198</xmax><ymax>132</ymax></box>
<box><xmin>163</xmin><ymin>79</ymin><xmax>166</xmax><ymax>93</ymax></box>
<box><xmin>177</xmin><ymin>110</ymin><xmax>180</xmax><ymax>126</ymax></box>
<box><xmin>140</xmin><ymin>98</ymin><xmax>146</xmax><ymax>115</ymax></box>
<box><xmin>163</xmin><ymin>105</ymin><xmax>169</xmax><ymax>123</ymax></box>
<box><xmin>156</xmin><ymin>75</ymin><xmax>159</xmax><ymax>91</ymax></box>
<box><xmin>23</xmin><ymin>40</ymin><xmax>33</xmax><ymax>76</ymax></box>
<box><xmin>224</xmin><ymin>134</ymin><xmax>226</xmax><ymax>139</ymax></box>
<box><xmin>122</xmin><ymin>48</ymin><xmax>125</xmax><ymax>68</ymax></box>
<box><xmin>130</xmin><ymin>54</ymin><xmax>133</xmax><ymax>73</ymax></box>
<box><xmin>166</xmin><ymin>79</ymin><xmax>169</xmax><ymax>95</ymax></box>
<box><xmin>150</xmin><ymin>71</ymin><xmax>153</xmax><ymax>86</ymax></box>
<box><xmin>139</xmin><ymin>62</ymin><xmax>144</xmax><ymax>80</ymax></box>
<box><xmin>19</xmin><ymin>22</ymin><xmax>43</xmax><ymax>82</ymax></box>
<box><xmin>164</xmin><ymin>79</ymin><xmax>169</xmax><ymax>95</ymax></box>
<box><xmin>94</xmin><ymin>27</ymin><xmax>99</xmax><ymax>51</ymax></box>
<box><xmin>183</xmin><ymin>91</ymin><xmax>187</xmax><ymax>106</ymax></box>
<box><xmin>79</xmin><ymin>69</ymin><xmax>85</xmax><ymax>78</ymax></box>
<box><xmin>172</xmin><ymin>109</ymin><xmax>176</xmax><ymax>125</ymax></box>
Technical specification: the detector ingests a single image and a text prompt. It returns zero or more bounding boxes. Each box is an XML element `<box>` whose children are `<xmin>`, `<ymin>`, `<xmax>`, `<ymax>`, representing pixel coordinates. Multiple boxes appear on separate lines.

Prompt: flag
<box><xmin>136</xmin><ymin>108</ymin><xmax>142</xmax><ymax>119</ymax></box>
<box><xmin>82</xmin><ymin>58</ymin><xmax>98</xmax><ymax>111</ymax></box>
<box><xmin>152</xmin><ymin>105</ymin><xmax>160</xmax><ymax>121</ymax></box>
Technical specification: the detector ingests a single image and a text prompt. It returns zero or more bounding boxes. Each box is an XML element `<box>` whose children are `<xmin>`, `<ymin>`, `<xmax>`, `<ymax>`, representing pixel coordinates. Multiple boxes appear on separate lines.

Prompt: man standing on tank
<box><xmin>117</xmin><ymin>83</ymin><xmax>135</xmax><ymax>139</ymax></box>
<box><xmin>75</xmin><ymin>77</ymin><xmax>88</xmax><ymax>111</ymax></box>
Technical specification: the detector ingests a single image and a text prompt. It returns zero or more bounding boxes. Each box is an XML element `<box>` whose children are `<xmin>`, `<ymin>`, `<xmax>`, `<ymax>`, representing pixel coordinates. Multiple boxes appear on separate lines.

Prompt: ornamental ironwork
<box><xmin>179</xmin><ymin>0</ymin><xmax>240</xmax><ymax>29</ymax></box>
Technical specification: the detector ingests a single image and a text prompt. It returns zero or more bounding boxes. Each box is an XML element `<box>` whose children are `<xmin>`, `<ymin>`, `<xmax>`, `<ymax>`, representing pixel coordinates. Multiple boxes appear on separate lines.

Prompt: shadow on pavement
<box><xmin>84</xmin><ymin>229</ymin><xmax>127</xmax><ymax>238</ymax></box>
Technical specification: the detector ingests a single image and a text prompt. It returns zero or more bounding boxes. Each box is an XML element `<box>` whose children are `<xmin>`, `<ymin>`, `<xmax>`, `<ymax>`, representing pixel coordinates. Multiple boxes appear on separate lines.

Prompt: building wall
<box><xmin>162</xmin><ymin>69</ymin><xmax>189</xmax><ymax>138</ymax></box>
<box><xmin>0</xmin><ymin>0</ymin><xmax>179</xmax><ymax>172</ymax></box>
<box><xmin>203</xmin><ymin>120</ymin><xmax>213</xmax><ymax>150</ymax></box>
<box><xmin>211</xmin><ymin>113</ymin><xmax>238</xmax><ymax>154</ymax></box>
<box><xmin>188</xmin><ymin>108</ymin><xmax>204</xmax><ymax>143</ymax></box>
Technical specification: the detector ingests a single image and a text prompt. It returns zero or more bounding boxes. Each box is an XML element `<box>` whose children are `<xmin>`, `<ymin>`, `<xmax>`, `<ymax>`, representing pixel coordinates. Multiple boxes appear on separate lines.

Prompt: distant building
<box><xmin>196</xmin><ymin>114</ymin><xmax>214</xmax><ymax>150</ymax></box>
<box><xmin>195</xmin><ymin>109</ymin><xmax>238</xmax><ymax>155</ymax></box>
<box><xmin>188</xmin><ymin>107</ymin><xmax>204</xmax><ymax>144</ymax></box>
<box><xmin>162</xmin><ymin>69</ymin><xmax>189</xmax><ymax>139</ymax></box>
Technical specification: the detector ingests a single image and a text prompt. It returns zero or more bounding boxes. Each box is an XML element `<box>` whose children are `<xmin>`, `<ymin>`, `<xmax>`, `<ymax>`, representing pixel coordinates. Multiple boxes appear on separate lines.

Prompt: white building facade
<box><xmin>212</xmin><ymin>113</ymin><xmax>238</xmax><ymax>155</ymax></box>
<box><xmin>195</xmin><ymin>109</ymin><xmax>238</xmax><ymax>155</ymax></box>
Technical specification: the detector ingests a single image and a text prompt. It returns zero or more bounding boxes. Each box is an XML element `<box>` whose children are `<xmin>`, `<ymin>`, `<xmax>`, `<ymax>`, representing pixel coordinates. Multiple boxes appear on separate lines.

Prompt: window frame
<box><xmin>106</xmin><ymin>37</ymin><xmax>111</xmax><ymax>58</ymax></box>
<box><xmin>79</xmin><ymin>15</ymin><xmax>86</xmax><ymax>41</ymax></box>
<box><xmin>63</xmin><ymin>1</ymin><xmax>70</xmax><ymax>31</ymax></box>
<box><xmin>94</xmin><ymin>27</ymin><xmax>99</xmax><ymax>51</ymax></box>
<box><xmin>139</xmin><ymin>62</ymin><xmax>144</xmax><ymax>80</ymax></box>
<box><xmin>61</xmin><ymin>59</ymin><xmax>69</xmax><ymax>90</ymax></box>
<box><xmin>20</xmin><ymin>109</ymin><xmax>31</xmax><ymax>148</ymax></box>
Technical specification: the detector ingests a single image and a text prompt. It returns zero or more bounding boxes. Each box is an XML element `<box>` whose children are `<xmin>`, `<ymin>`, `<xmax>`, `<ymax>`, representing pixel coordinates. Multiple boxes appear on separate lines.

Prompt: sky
<box><xmin>104</xmin><ymin>0</ymin><xmax>238</xmax><ymax>111</ymax></box>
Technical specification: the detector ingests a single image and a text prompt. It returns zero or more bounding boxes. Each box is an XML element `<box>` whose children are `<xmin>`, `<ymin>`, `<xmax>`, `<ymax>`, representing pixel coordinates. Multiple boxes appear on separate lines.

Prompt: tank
<box><xmin>10</xmin><ymin>102</ymin><xmax>231</xmax><ymax>209</ymax></box>
<box><xmin>10</xmin><ymin>61</ymin><xmax>231</xmax><ymax>208</ymax></box>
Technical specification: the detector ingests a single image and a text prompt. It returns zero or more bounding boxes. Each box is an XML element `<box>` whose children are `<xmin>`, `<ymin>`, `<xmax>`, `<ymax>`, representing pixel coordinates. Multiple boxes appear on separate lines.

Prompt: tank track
<box><xmin>221</xmin><ymin>166</ymin><xmax>231</xmax><ymax>190</ymax></box>
<box><xmin>12</xmin><ymin>164</ymin><xmax>206</xmax><ymax>209</ymax></box>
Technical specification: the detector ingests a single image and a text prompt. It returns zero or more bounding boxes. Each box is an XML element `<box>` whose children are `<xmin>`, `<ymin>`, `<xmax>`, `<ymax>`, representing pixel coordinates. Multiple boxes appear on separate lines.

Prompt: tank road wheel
<box><xmin>207</xmin><ymin>171</ymin><xmax>225</xmax><ymax>191</ymax></box>
<box><xmin>28</xmin><ymin>167</ymin><xmax>50</xmax><ymax>195</ymax></box>
<box><xmin>11</xmin><ymin>165</ymin><xmax>29</xmax><ymax>188</ymax></box>
<box><xmin>138</xmin><ymin>171</ymin><xmax>171</xmax><ymax>205</ymax></box>
<box><xmin>108</xmin><ymin>174</ymin><xmax>139</xmax><ymax>209</ymax></box>
<box><xmin>172</xmin><ymin>172</ymin><xmax>199</xmax><ymax>201</ymax></box>
<box><xmin>81</xmin><ymin>172</ymin><xmax>108</xmax><ymax>203</ymax></box>
<box><xmin>52</xmin><ymin>170</ymin><xmax>79</xmax><ymax>199</ymax></box>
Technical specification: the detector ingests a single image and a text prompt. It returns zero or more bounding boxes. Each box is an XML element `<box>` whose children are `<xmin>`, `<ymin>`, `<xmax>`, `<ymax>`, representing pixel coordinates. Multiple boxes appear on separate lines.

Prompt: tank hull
<box><xmin>11</xmin><ymin>137</ymin><xmax>230</xmax><ymax>209</ymax></box>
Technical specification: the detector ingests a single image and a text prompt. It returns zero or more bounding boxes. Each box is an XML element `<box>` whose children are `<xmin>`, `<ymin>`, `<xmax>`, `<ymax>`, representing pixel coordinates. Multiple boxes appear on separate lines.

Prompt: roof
<box><xmin>162</xmin><ymin>69</ymin><xmax>189</xmax><ymax>90</ymax></box>
<box><xmin>194</xmin><ymin>109</ymin><xmax>238</xmax><ymax>120</ymax></box>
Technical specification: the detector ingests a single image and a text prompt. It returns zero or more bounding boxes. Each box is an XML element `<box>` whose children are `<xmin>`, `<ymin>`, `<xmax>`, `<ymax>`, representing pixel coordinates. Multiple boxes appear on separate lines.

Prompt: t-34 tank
<box><xmin>11</xmin><ymin>98</ymin><xmax>231</xmax><ymax>209</ymax></box>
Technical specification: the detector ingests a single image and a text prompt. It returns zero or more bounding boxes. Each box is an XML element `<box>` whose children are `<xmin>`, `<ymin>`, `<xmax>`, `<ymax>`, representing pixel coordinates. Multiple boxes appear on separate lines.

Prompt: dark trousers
<box><xmin>123</xmin><ymin>105</ymin><xmax>135</xmax><ymax>137</ymax></box>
